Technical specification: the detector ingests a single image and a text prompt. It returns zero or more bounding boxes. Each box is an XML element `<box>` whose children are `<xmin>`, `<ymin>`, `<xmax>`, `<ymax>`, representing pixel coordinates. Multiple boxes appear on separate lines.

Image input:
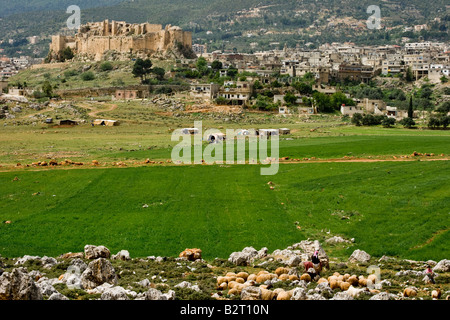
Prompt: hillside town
<box><xmin>2</xmin><ymin>35</ymin><xmax>449</xmax><ymax>124</ymax></box>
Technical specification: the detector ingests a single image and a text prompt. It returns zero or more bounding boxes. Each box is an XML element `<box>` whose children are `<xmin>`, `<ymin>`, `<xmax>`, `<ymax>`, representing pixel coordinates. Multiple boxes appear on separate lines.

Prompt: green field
<box><xmin>1</xmin><ymin>161</ymin><xmax>448</xmax><ymax>260</ymax></box>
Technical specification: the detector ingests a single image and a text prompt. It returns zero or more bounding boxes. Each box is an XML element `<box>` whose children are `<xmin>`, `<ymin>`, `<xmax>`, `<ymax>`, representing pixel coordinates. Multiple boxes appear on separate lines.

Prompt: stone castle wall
<box><xmin>50</xmin><ymin>20</ymin><xmax>192</xmax><ymax>61</ymax></box>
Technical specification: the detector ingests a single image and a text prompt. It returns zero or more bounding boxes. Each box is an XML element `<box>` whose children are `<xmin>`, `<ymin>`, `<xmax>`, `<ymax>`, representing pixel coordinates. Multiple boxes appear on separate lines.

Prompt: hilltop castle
<box><xmin>49</xmin><ymin>20</ymin><xmax>192</xmax><ymax>61</ymax></box>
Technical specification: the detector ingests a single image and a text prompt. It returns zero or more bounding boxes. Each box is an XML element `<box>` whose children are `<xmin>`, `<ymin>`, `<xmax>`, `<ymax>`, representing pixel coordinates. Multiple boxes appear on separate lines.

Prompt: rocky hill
<box><xmin>1</xmin><ymin>241</ymin><xmax>448</xmax><ymax>301</ymax></box>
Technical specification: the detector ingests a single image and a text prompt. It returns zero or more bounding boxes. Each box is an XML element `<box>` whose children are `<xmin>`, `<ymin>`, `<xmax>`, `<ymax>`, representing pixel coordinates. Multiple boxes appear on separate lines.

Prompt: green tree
<box><xmin>284</xmin><ymin>92</ymin><xmax>297</xmax><ymax>105</ymax></box>
<box><xmin>428</xmin><ymin>117</ymin><xmax>441</xmax><ymax>129</ymax></box>
<box><xmin>196</xmin><ymin>57</ymin><xmax>208</xmax><ymax>75</ymax></box>
<box><xmin>399</xmin><ymin>117</ymin><xmax>415</xmax><ymax>128</ymax></box>
<box><xmin>152</xmin><ymin>67</ymin><xmax>166</xmax><ymax>81</ymax></box>
<box><xmin>81</xmin><ymin>71</ymin><xmax>95</xmax><ymax>81</ymax></box>
<box><xmin>351</xmin><ymin>113</ymin><xmax>363</xmax><ymax>126</ymax></box>
<box><xmin>211</xmin><ymin>60</ymin><xmax>223</xmax><ymax>71</ymax></box>
<box><xmin>132</xmin><ymin>58</ymin><xmax>153</xmax><ymax>84</ymax></box>
<box><xmin>42</xmin><ymin>81</ymin><xmax>53</xmax><ymax>98</ymax></box>
<box><xmin>408</xmin><ymin>95</ymin><xmax>414</xmax><ymax>119</ymax></box>
<box><xmin>293</xmin><ymin>82</ymin><xmax>312</xmax><ymax>95</ymax></box>
<box><xmin>405</xmin><ymin>67</ymin><xmax>414</xmax><ymax>82</ymax></box>
<box><xmin>381</xmin><ymin>117</ymin><xmax>396</xmax><ymax>128</ymax></box>
<box><xmin>100</xmin><ymin>62</ymin><xmax>113</xmax><ymax>72</ymax></box>
<box><xmin>312</xmin><ymin>91</ymin><xmax>332</xmax><ymax>113</ymax></box>
<box><xmin>59</xmin><ymin>47</ymin><xmax>74</xmax><ymax>62</ymax></box>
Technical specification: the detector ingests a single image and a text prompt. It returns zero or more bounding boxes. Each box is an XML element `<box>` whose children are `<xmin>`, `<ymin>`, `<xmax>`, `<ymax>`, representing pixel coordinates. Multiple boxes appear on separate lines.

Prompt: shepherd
<box><xmin>312</xmin><ymin>250</ymin><xmax>323</xmax><ymax>275</ymax></box>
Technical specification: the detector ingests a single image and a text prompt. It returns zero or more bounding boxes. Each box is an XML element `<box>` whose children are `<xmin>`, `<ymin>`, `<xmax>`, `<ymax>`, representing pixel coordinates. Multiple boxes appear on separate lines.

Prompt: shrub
<box><xmin>100</xmin><ymin>62</ymin><xmax>113</xmax><ymax>72</ymax></box>
<box><xmin>399</xmin><ymin>117</ymin><xmax>415</xmax><ymax>128</ymax></box>
<box><xmin>351</xmin><ymin>113</ymin><xmax>363</xmax><ymax>126</ymax></box>
<box><xmin>215</xmin><ymin>96</ymin><xmax>230</xmax><ymax>105</ymax></box>
<box><xmin>81</xmin><ymin>71</ymin><xmax>95</xmax><ymax>81</ymax></box>
<box><xmin>381</xmin><ymin>117</ymin><xmax>396</xmax><ymax>128</ymax></box>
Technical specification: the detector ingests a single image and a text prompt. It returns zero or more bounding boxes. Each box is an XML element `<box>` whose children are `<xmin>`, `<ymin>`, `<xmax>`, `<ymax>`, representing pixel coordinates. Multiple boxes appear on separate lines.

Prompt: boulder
<box><xmin>291</xmin><ymin>288</ymin><xmax>307</xmax><ymax>300</ymax></box>
<box><xmin>331</xmin><ymin>292</ymin><xmax>354</xmax><ymax>300</ymax></box>
<box><xmin>325</xmin><ymin>236</ymin><xmax>351</xmax><ymax>245</ymax></box>
<box><xmin>80</xmin><ymin>258</ymin><xmax>118</xmax><ymax>290</ymax></box>
<box><xmin>174</xmin><ymin>281</ymin><xmax>201</xmax><ymax>292</ymax></box>
<box><xmin>84</xmin><ymin>245</ymin><xmax>111</xmax><ymax>260</ymax></box>
<box><xmin>48</xmin><ymin>292</ymin><xmax>69</xmax><ymax>300</ymax></box>
<box><xmin>145</xmin><ymin>288</ymin><xmax>166</xmax><ymax>300</ymax></box>
<box><xmin>60</xmin><ymin>252</ymin><xmax>84</xmax><ymax>260</ymax></box>
<box><xmin>179</xmin><ymin>248</ymin><xmax>202</xmax><ymax>261</ymax></box>
<box><xmin>101</xmin><ymin>286</ymin><xmax>130</xmax><ymax>300</ymax></box>
<box><xmin>41</xmin><ymin>256</ymin><xmax>58</xmax><ymax>269</ymax></box>
<box><xmin>112</xmin><ymin>250</ymin><xmax>131</xmax><ymax>261</ymax></box>
<box><xmin>14</xmin><ymin>255</ymin><xmax>40</xmax><ymax>265</ymax></box>
<box><xmin>228</xmin><ymin>247</ymin><xmax>259</xmax><ymax>266</ymax></box>
<box><xmin>0</xmin><ymin>268</ymin><xmax>43</xmax><ymax>300</ymax></box>
<box><xmin>348</xmin><ymin>249</ymin><xmax>371</xmax><ymax>263</ymax></box>
<box><xmin>241</xmin><ymin>286</ymin><xmax>262</xmax><ymax>300</ymax></box>
<box><xmin>70</xmin><ymin>258</ymin><xmax>88</xmax><ymax>273</ymax></box>
<box><xmin>370</xmin><ymin>292</ymin><xmax>397</xmax><ymax>300</ymax></box>
<box><xmin>433</xmin><ymin>260</ymin><xmax>450</xmax><ymax>272</ymax></box>
<box><xmin>35</xmin><ymin>281</ymin><xmax>57</xmax><ymax>297</ymax></box>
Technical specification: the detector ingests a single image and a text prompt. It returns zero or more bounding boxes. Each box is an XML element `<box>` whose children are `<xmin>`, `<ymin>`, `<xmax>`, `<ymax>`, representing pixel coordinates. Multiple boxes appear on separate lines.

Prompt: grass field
<box><xmin>0</xmin><ymin>161</ymin><xmax>448</xmax><ymax>261</ymax></box>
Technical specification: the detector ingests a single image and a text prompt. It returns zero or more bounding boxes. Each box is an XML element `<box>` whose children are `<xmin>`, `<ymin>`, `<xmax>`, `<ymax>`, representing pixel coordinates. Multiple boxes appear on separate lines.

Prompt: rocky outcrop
<box><xmin>100</xmin><ymin>286</ymin><xmax>130</xmax><ymax>300</ymax></box>
<box><xmin>348</xmin><ymin>249</ymin><xmax>371</xmax><ymax>263</ymax></box>
<box><xmin>228</xmin><ymin>247</ymin><xmax>267</xmax><ymax>266</ymax></box>
<box><xmin>80</xmin><ymin>258</ymin><xmax>118</xmax><ymax>290</ymax></box>
<box><xmin>112</xmin><ymin>250</ymin><xmax>131</xmax><ymax>261</ymax></box>
<box><xmin>84</xmin><ymin>245</ymin><xmax>111</xmax><ymax>260</ymax></box>
<box><xmin>433</xmin><ymin>260</ymin><xmax>450</xmax><ymax>272</ymax></box>
<box><xmin>0</xmin><ymin>268</ymin><xmax>43</xmax><ymax>300</ymax></box>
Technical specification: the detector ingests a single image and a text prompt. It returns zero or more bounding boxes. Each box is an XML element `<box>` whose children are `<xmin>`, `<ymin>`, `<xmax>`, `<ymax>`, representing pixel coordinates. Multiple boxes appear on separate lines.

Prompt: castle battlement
<box><xmin>49</xmin><ymin>20</ymin><xmax>192</xmax><ymax>61</ymax></box>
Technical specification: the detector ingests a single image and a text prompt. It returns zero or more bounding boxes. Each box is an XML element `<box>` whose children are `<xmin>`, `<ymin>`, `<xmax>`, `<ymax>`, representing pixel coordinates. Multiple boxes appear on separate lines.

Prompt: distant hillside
<box><xmin>0</xmin><ymin>0</ymin><xmax>125</xmax><ymax>17</ymax></box>
<box><xmin>0</xmin><ymin>0</ymin><xmax>448</xmax><ymax>57</ymax></box>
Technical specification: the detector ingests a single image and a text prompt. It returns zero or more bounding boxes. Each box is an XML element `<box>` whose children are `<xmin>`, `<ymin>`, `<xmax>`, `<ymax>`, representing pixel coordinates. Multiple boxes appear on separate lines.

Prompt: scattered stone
<box><xmin>0</xmin><ymin>268</ymin><xmax>43</xmax><ymax>300</ymax></box>
<box><xmin>48</xmin><ymin>292</ymin><xmax>70</xmax><ymax>300</ymax></box>
<box><xmin>84</xmin><ymin>245</ymin><xmax>111</xmax><ymax>260</ymax></box>
<box><xmin>101</xmin><ymin>286</ymin><xmax>130</xmax><ymax>300</ymax></box>
<box><xmin>80</xmin><ymin>258</ymin><xmax>118</xmax><ymax>290</ymax></box>
<box><xmin>348</xmin><ymin>249</ymin><xmax>371</xmax><ymax>263</ymax></box>
<box><xmin>370</xmin><ymin>292</ymin><xmax>397</xmax><ymax>300</ymax></box>
<box><xmin>433</xmin><ymin>260</ymin><xmax>450</xmax><ymax>272</ymax></box>
<box><xmin>228</xmin><ymin>247</ymin><xmax>259</xmax><ymax>266</ymax></box>
<box><xmin>241</xmin><ymin>286</ymin><xmax>261</xmax><ymax>300</ymax></box>
<box><xmin>112</xmin><ymin>250</ymin><xmax>131</xmax><ymax>261</ymax></box>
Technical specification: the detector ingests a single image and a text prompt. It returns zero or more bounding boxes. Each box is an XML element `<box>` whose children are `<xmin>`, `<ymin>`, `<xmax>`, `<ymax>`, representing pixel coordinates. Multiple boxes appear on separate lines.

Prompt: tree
<box><xmin>211</xmin><ymin>60</ymin><xmax>223</xmax><ymax>71</ymax></box>
<box><xmin>405</xmin><ymin>67</ymin><xmax>414</xmax><ymax>82</ymax></box>
<box><xmin>330</xmin><ymin>92</ymin><xmax>355</xmax><ymax>111</ymax></box>
<box><xmin>408</xmin><ymin>95</ymin><xmax>414</xmax><ymax>119</ymax></box>
<box><xmin>100</xmin><ymin>62</ymin><xmax>113</xmax><ymax>72</ymax></box>
<box><xmin>132</xmin><ymin>58</ymin><xmax>153</xmax><ymax>84</ymax></box>
<box><xmin>152</xmin><ymin>67</ymin><xmax>166</xmax><ymax>81</ymax></box>
<box><xmin>428</xmin><ymin>117</ymin><xmax>441</xmax><ymax>129</ymax></box>
<box><xmin>42</xmin><ymin>81</ymin><xmax>53</xmax><ymax>98</ymax></box>
<box><xmin>59</xmin><ymin>47</ymin><xmax>74</xmax><ymax>62</ymax></box>
<box><xmin>381</xmin><ymin>117</ymin><xmax>396</xmax><ymax>128</ymax></box>
<box><xmin>81</xmin><ymin>71</ymin><xmax>95</xmax><ymax>81</ymax></box>
<box><xmin>351</xmin><ymin>113</ymin><xmax>363</xmax><ymax>126</ymax></box>
<box><xmin>436</xmin><ymin>101</ymin><xmax>450</xmax><ymax>114</ymax></box>
<box><xmin>284</xmin><ymin>92</ymin><xmax>297</xmax><ymax>105</ymax></box>
<box><xmin>293</xmin><ymin>82</ymin><xmax>312</xmax><ymax>95</ymax></box>
<box><xmin>399</xmin><ymin>117</ymin><xmax>415</xmax><ymax>128</ymax></box>
<box><xmin>196</xmin><ymin>57</ymin><xmax>208</xmax><ymax>75</ymax></box>
<box><xmin>312</xmin><ymin>91</ymin><xmax>332</xmax><ymax>113</ymax></box>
